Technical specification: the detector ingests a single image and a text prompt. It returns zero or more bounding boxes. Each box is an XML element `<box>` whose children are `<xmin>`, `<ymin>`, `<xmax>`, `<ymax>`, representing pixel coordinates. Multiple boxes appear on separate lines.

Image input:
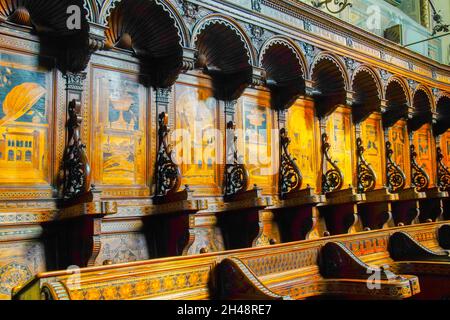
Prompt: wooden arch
<box><xmin>0</xmin><ymin>0</ymin><xmax>90</xmax><ymax>73</ymax></box>
<box><xmin>259</xmin><ymin>36</ymin><xmax>307</xmax><ymax>110</ymax></box>
<box><xmin>310</xmin><ymin>52</ymin><xmax>350</xmax><ymax>118</ymax></box>
<box><xmin>435</xmin><ymin>92</ymin><xmax>450</xmax><ymax>136</ymax></box>
<box><xmin>351</xmin><ymin>65</ymin><xmax>383</xmax><ymax>123</ymax></box>
<box><xmin>192</xmin><ymin>14</ymin><xmax>256</xmax><ymax>100</ymax></box>
<box><xmin>104</xmin><ymin>0</ymin><xmax>187</xmax><ymax>87</ymax></box>
<box><xmin>383</xmin><ymin>76</ymin><xmax>412</xmax><ymax>128</ymax></box>
<box><xmin>410</xmin><ymin>85</ymin><xmax>435</xmax><ymax>131</ymax></box>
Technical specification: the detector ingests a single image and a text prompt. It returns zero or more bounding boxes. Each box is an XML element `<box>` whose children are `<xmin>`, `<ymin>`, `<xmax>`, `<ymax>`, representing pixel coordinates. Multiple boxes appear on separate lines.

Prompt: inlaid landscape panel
<box><xmin>91</xmin><ymin>68</ymin><xmax>148</xmax><ymax>192</ymax></box>
<box><xmin>389</xmin><ymin>120</ymin><xmax>411</xmax><ymax>185</ymax></box>
<box><xmin>287</xmin><ymin>100</ymin><xmax>318</xmax><ymax>189</ymax></box>
<box><xmin>236</xmin><ymin>93</ymin><xmax>276</xmax><ymax>194</ymax></box>
<box><xmin>361</xmin><ymin>114</ymin><xmax>384</xmax><ymax>187</ymax></box>
<box><xmin>0</xmin><ymin>50</ymin><xmax>53</xmax><ymax>185</ymax></box>
<box><xmin>174</xmin><ymin>79</ymin><xmax>221</xmax><ymax>195</ymax></box>
<box><xmin>326</xmin><ymin>107</ymin><xmax>354</xmax><ymax>187</ymax></box>
<box><xmin>413</xmin><ymin>123</ymin><xmax>435</xmax><ymax>185</ymax></box>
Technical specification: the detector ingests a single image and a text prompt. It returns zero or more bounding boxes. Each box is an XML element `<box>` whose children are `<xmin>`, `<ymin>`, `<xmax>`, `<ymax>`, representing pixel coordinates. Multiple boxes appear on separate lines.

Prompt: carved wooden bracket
<box><xmin>356</xmin><ymin>137</ymin><xmax>377</xmax><ymax>193</ymax></box>
<box><xmin>410</xmin><ymin>143</ymin><xmax>430</xmax><ymax>191</ymax></box>
<box><xmin>60</xmin><ymin>99</ymin><xmax>91</xmax><ymax>200</ymax></box>
<box><xmin>437</xmin><ymin>147</ymin><xmax>450</xmax><ymax>191</ymax></box>
<box><xmin>224</xmin><ymin>118</ymin><xmax>249</xmax><ymax>200</ymax></box>
<box><xmin>389</xmin><ymin>231</ymin><xmax>450</xmax><ymax>262</ymax></box>
<box><xmin>385</xmin><ymin>140</ymin><xmax>407</xmax><ymax>193</ymax></box>
<box><xmin>279</xmin><ymin>128</ymin><xmax>303</xmax><ymax>196</ymax></box>
<box><xmin>321</xmin><ymin>133</ymin><xmax>344</xmax><ymax>193</ymax></box>
<box><xmin>154</xmin><ymin>112</ymin><xmax>182</xmax><ymax>202</ymax></box>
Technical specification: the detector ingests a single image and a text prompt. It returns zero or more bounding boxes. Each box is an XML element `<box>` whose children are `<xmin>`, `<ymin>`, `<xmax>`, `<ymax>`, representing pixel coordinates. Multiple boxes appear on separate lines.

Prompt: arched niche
<box><xmin>104</xmin><ymin>0</ymin><xmax>185</xmax><ymax>87</ymax></box>
<box><xmin>192</xmin><ymin>15</ymin><xmax>255</xmax><ymax>101</ymax></box>
<box><xmin>0</xmin><ymin>0</ymin><xmax>90</xmax><ymax>73</ymax></box>
<box><xmin>351</xmin><ymin>66</ymin><xmax>382</xmax><ymax>124</ymax></box>
<box><xmin>435</xmin><ymin>94</ymin><xmax>450</xmax><ymax>137</ymax></box>
<box><xmin>259</xmin><ymin>37</ymin><xmax>306</xmax><ymax>110</ymax></box>
<box><xmin>410</xmin><ymin>87</ymin><xmax>434</xmax><ymax>132</ymax></box>
<box><xmin>310</xmin><ymin>53</ymin><xmax>349</xmax><ymax>118</ymax></box>
<box><xmin>383</xmin><ymin>77</ymin><xmax>411</xmax><ymax>128</ymax></box>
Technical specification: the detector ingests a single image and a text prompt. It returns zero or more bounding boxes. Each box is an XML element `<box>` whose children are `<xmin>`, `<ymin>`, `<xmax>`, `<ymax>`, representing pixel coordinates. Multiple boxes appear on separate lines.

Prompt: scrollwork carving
<box><xmin>321</xmin><ymin>133</ymin><xmax>344</xmax><ymax>193</ymax></box>
<box><xmin>356</xmin><ymin>137</ymin><xmax>376</xmax><ymax>193</ymax></box>
<box><xmin>279</xmin><ymin>128</ymin><xmax>303</xmax><ymax>195</ymax></box>
<box><xmin>224</xmin><ymin>121</ymin><xmax>249</xmax><ymax>197</ymax></box>
<box><xmin>155</xmin><ymin>112</ymin><xmax>181</xmax><ymax>197</ymax></box>
<box><xmin>60</xmin><ymin>99</ymin><xmax>91</xmax><ymax>199</ymax></box>
<box><xmin>385</xmin><ymin>141</ymin><xmax>407</xmax><ymax>193</ymax></box>
<box><xmin>437</xmin><ymin>147</ymin><xmax>450</xmax><ymax>191</ymax></box>
<box><xmin>410</xmin><ymin>144</ymin><xmax>430</xmax><ymax>191</ymax></box>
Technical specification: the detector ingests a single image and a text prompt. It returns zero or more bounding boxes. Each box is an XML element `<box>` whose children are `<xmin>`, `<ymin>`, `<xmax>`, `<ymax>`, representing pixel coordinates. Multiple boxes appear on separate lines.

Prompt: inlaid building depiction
<box><xmin>1</xmin><ymin>0</ymin><xmax>450</xmax><ymax>300</ymax></box>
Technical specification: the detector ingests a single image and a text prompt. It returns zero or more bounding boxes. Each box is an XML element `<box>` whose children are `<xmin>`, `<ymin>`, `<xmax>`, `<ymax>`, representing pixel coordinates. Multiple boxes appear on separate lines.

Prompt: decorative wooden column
<box><xmin>353</xmin><ymin>101</ymin><xmax>398</xmax><ymax>231</ymax></box>
<box><xmin>45</xmin><ymin>73</ymin><xmax>118</xmax><ymax>270</ymax></box>
<box><xmin>144</xmin><ymin>87</ymin><xmax>208</xmax><ymax>258</ymax></box>
<box><xmin>409</xmin><ymin>122</ymin><xmax>448</xmax><ymax>223</ymax></box>
<box><xmin>317</xmin><ymin>113</ymin><xmax>364</xmax><ymax>236</ymax></box>
<box><xmin>271</xmin><ymin>108</ymin><xmax>326</xmax><ymax>241</ymax></box>
<box><xmin>382</xmin><ymin>101</ymin><xmax>426</xmax><ymax>227</ymax></box>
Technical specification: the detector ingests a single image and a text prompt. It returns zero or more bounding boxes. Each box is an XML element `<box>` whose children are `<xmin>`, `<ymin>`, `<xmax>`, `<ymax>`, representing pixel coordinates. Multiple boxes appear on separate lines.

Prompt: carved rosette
<box><xmin>279</xmin><ymin>128</ymin><xmax>302</xmax><ymax>195</ymax></box>
<box><xmin>437</xmin><ymin>147</ymin><xmax>450</xmax><ymax>191</ymax></box>
<box><xmin>61</xmin><ymin>100</ymin><xmax>91</xmax><ymax>199</ymax></box>
<box><xmin>224</xmin><ymin>121</ymin><xmax>249</xmax><ymax>197</ymax></box>
<box><xmin>410</xmin><ymin>144</ymin><xmax>430</xmax><ymax>191</ymax></box>
<box><xmin>385</xmin><ymin>141</ymin><xmax>407</xmax><ymax>193</ymax></box>
<box><xmin>356</xmin><ymin>137</ymin><xmax>376</xmax><ymax>193</ymax></box>
<box><xmin>321</xmin><ymin>133</ymin><xmax>344</xmax><ymax>193</ymax></box>
<box><xmin>155</xmin><ymin>112</ymin><xmax>181</xmax><ymax>197</ymax></box>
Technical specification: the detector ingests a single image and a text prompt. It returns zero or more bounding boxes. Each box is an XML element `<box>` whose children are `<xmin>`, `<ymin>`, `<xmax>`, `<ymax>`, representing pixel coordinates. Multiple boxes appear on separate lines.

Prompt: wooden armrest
<box><xmin>218</xmin><ymin>257</ymin><xmax>291</xmax><ymax>300</ymax></box>
<box><xmin>389</xmin><ymin>231</ymin><xmax>450</xmax><ymax>262</ymax></box>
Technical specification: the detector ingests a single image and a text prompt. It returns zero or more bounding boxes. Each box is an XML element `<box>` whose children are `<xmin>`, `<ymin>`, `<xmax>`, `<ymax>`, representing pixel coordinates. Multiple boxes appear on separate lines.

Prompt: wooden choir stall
<box><xmin>0</xmin><ymin>0</ymin><xmax>448</xmax><ymax>300</ymax></box>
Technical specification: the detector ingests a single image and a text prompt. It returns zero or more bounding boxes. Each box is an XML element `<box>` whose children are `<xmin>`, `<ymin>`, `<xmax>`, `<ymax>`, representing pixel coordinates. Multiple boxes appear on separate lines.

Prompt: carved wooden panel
<box><xmin>0</xmin><ymin>240</ymin><xmax>45</xmax><ymax>300</ymax></box>
<box><xmin>389</xmin><ymin>119</ymin><xmax>411</xmax><ymax>186</ymax></box>
<box><xmin>0</xmin><ymin>50</ymin><xmax>54</xmax><ymax>190</ymax></box>
<box><xmin>91</xmin><ymin>67</ymin><xmax>149</xmax><ymax>197</ymax></box>
<box><xmin>412</xmin><ymin>123</ymin><xmax>436</xmax><ymax>185</ymax></box>
<box><xmin>173</xmin><ymin>74</ymin><xmax>221</xmax><ymax>196</ymax></box>
<box><xmin>360</xmin><ymin>113</ymin><xmax>385</xmax><ymax>187</ymax></box>
<box><xmin>325</xmin><ymin>106</ymin><xmax>354</xmax><ymax>187</ymax></box>
<box><xmin>287</xmin><ymin>100</ymin><xmax>319</xmax><ymax>189</ymax></box>
<box><xmin>236</xmin><ymin>90</ymin><xmax>276</xmax><ymax>194</ymax></box>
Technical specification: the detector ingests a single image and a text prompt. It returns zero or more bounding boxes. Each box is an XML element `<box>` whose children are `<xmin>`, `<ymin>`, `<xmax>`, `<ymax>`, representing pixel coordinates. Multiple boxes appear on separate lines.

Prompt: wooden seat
<box><xmin>14</xmin><ymin>222</ymin><xmax>450</xmax><ymax>300</ymax></box>
<box><xmin>348</xmin><ymin>225</ymin><xmax>450</xmax><ymax>299</ymax></box>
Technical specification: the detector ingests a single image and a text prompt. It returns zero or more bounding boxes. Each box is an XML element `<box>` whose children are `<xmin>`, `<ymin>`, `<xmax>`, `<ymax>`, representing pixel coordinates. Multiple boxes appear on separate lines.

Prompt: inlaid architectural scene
<box><xmin>0</xmin><ymin>0</ymin><xmax>449</xmax><ymax>300</ymax></box>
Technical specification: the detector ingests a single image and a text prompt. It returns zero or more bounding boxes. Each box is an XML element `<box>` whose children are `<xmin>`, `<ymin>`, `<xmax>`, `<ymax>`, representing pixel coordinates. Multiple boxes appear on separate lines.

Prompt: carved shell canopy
<box><xmin>260</xmin><ymin>38</ymin><xmax>306</xmax><ymax>110</ymax></box>
<box><xmin>435</xmin><ymin>95</ymin><xmax>450</xmax><ymax>136</ymax></box>
<box><xmin>351</xmin><ymin>67</ymin><xmax>382</xmax><ymax>123</ymax></box>
<box><xmin>193</xmin><ymin>16</ymin><xmax>254</xmax><ymax>100</ymax></box>
<box><xmin>311</xmin><ymin>54</ymin><xmax>347</xmax><ymax>118</ymax></box>
<box><xmin>383</xmin><ymin>77</ymin><xmax>410</xmax><ymax>127</ymax></box>
<box><xmin>105</xmin><ymin>0</ymin><xmax>183</xmax><ymax>87</ymax></box>
<box><xmin>0</xmin><ymin>0</ymin><xmax>90</xmax><ymax>72</ymax></box>
<box><xmin>409</xmin><ymin>88</ymin><xmax>433</xmax><ymax>131</ymax></box>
